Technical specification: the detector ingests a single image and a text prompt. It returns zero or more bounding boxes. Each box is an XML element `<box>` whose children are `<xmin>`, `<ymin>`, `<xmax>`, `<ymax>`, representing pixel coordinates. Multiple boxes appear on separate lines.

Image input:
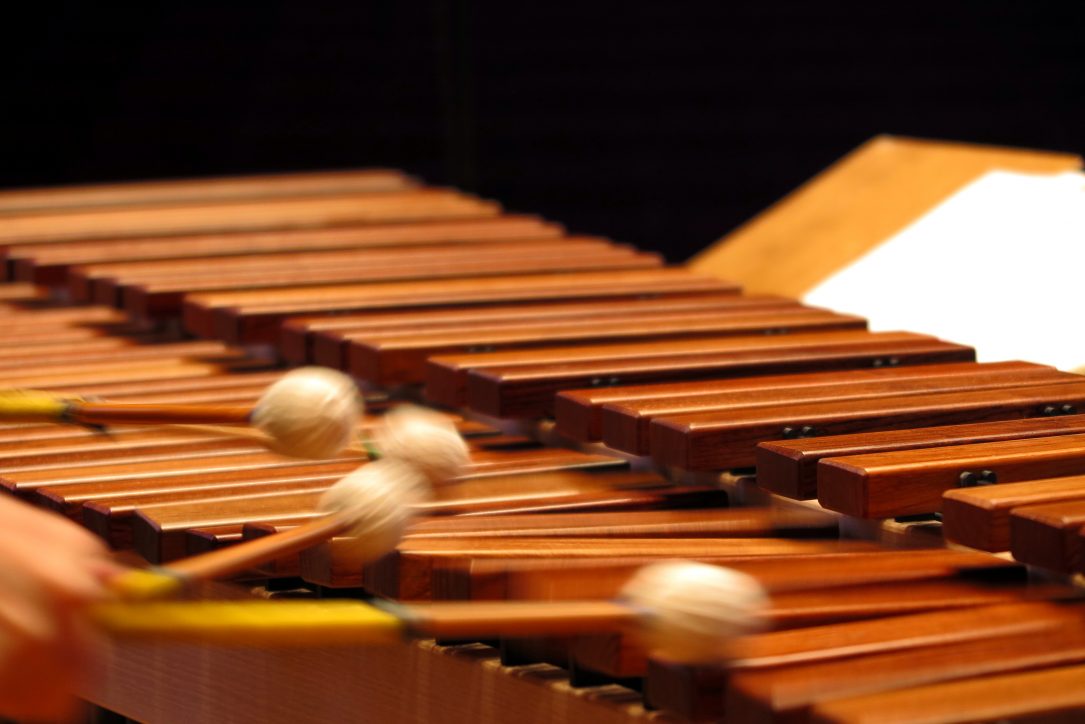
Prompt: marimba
<box><xmin>2</xmin><ymin>142</ymin><xmax>1085</xmax><ymax>723</ymax></box>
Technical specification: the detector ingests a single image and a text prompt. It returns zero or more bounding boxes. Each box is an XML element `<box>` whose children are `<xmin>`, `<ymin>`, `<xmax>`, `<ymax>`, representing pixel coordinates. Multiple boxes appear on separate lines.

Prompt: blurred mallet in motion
<box><xmin>97</xmin><ymin>561</ymin><xmax>769</xmax><ymax>665</ymax></box>
<box><xmin>111</xmin><ymin>405</ymin><xmax>470</xmax><ymax>599</ymax></box>
<box><xmin>0</xmin><ymin>367</ymin><xmax>363</xmax><ymax>459</ymax></box>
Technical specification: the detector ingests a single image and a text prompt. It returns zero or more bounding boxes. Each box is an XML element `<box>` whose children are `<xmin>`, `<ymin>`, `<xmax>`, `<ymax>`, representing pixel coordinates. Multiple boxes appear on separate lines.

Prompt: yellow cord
<box><xmin>91</xmin><ymin>599</ymin><xmax>405</xmax><ymax>646</ymax></box>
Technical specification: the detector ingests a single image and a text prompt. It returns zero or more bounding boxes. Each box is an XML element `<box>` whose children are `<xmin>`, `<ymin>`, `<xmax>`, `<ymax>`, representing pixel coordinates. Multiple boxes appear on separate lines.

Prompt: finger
<box><xmin>1</xmin><ymin>498</ymin><xmax>110</xmax><ymax>556</ymax></box>
<box><xmin>0</xmin><ymin>566</ymin><xmax>56</xmax><ymax>643</ymax></box>
<box><xmin>0</xmin><ymin>530</ymin><xmax>111</xmax><ymax>606</ymax></box>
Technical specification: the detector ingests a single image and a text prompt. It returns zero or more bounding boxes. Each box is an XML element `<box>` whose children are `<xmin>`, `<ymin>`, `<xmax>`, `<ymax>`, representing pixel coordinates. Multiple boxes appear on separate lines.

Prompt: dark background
<box><xmin>1</xmin><ymin>1</ymin><xmax>1082</xmax><ymax>261</ymax></box>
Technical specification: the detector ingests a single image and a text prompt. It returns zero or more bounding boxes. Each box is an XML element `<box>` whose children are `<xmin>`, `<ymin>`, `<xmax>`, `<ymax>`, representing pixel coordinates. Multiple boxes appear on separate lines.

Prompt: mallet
<box><xmin>0</xmin><ymin>367</ymin><xmax>363</xmax><ymax>459</ymax></box>
<box><xmin>111</xmin><ymin>405</ymin><xmax>471</xmax><ymax>598</ymax></box>
<box><xmin>96</xmin><ymin>561</ymin><xmax>769</xmax><ymax>665</ymax></box>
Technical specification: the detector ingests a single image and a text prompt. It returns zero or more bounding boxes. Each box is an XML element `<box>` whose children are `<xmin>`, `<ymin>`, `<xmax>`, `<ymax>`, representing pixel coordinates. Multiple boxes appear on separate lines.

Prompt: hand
<box><xmin>0</xmin><ymin>495</ymin><xmax>122</xmax><ymax>720</ymax></box>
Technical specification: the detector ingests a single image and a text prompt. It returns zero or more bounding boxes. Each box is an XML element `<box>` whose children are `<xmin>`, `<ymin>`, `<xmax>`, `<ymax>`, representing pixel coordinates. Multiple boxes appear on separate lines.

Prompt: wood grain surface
<box><xmin>184</xmin><ymin>267</ymin><xmax>738</xmax><ymax>343</ymax></box>
<box><xmin>1010</xmin><ymin>499</ymin><xmax>1085</xmax><ymax>572</ymax></box>
<box><xmin>352</xmin><ymin>538</ymin><xmax>886</xmax><ymax>597</ymax></box>
<box><xmin>646</xmin><ymin>597</ymin><xmax>1083</xmax><ymax>721</ymax></box>
<box><xmin>5</xmin><ymin>216</ymin><xmax>561</xmax><ymax>285</ymax></box>
<box><xmin>120</xmin><ymin>244</ymin><xmax>663</xmax><ymax>319</ymax></box>
<box><xmin>818</xmin><ymin>432</ymin><xmax>1085</xmax><ymax>518</ymax></box>
<box><xmin>809</xmin><ymin>662</ymin><xmax>1085</xmax><ymax>724</ymax></box>
<box><xmin>352</xmin><ymin>309</ymin><xmax>866</xmax><ymax>386</ymax></box>
<box><xmin>0</xmin><ymin>168</ymin><xmax>415</xmax><ymax>214</ymax></box>
<box><xmin>0</xmin><ymin>189</ymin><xmax>499</xmax><ymax>245</ymax></box>
<box><xmin>942</xmin><ymin>474</ymin><xmax>1085</xmax><ymax>551</ymax></box>
<box><xmin>757</xmin><ymin>413</ymin><xmax>1085</xmax><ymax>500</ymax></box>
<box><xmin>556</xmin><ymin>360</ymin><xmax>1048</xmax><ymax>443</ymax></box>
<box><xmin>651</xmin><ymin>382</ymin><xmax>1085</xmax><ymax>473</ymax></box>
<box><xmin>601</xmin><ymin>364</ymin><xmax>1071</xmax><ymax>455</ymax></box>
<box><xmin>285</xmin><ymin>292</ymin><xmax>779</xmax><ymax>366</ymax></box>
<box><xmin>440</xmin><ymin>334</ymin><xmax>974</xmax><ymax>416</ymax></box>
<box><xmin>726</xmin><ymin>612</ymin><xmax>1085</xmax><ymax>724</ymax></box>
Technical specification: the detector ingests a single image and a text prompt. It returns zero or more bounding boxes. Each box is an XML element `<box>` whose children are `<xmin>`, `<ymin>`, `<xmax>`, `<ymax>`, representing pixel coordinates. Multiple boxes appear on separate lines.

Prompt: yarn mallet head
<box><xmin>619</xmin><ymin>561</ymin><xmax>768</xmax><ymax>663</ymax></box>
<box><xmin>250</xmin><ymin>367</ymin><xmax>363</xmax><ymax>459</ymax></box>
<box><xmin>117</xmin><ymin>404</ymin><xmax>472</xmax><ymax>594</ymax></box>
<box><xmin>316</xmin><ymin>405</ymin><xmax>470</xmax><ymax>563</ymax></box>
<box><xmin>0</xmin><ymin>366</ymin><xmax>365</xmax><ymax>460</ymax></box>
<box><xmin>105</xmin><ymin>561</ymin><xmax>771</xmax><ymax>663</ymax></box>
<box><xmin>373</xmin><ymin>405</ymin><xmax>471</xmax><ymax>483</ymax></box>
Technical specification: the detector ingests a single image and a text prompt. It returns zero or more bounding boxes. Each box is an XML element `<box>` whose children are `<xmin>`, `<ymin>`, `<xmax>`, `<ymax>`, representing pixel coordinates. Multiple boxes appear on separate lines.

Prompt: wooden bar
<box><xmin>350</xmin><ymin>309</ymin><xmax>867</xmax><ymax>386</ymax></box>
<box><xmin>72</xmin><ymin>237</ymin><xmax>622</xmax><ymax>293</ymax></box>
<box><xmin>132</xmin><ymin>490</ymin><xmax>333</xmax><ymax>563</ymax></box>
<box><xmin>432</xmin><ymin>548</ymin><xmax>1019</xmax><ymax>602</ymax></box>
<box><xmin>0</xmin><ymin>427</ymin><xmax>258</xmax><ymax>459</ymax></box>
<box><xmin>407</xmin><ymin>507</ymin><xmax>834</xmax><ymax>540</ymax></box>
<box><xmin>555</xmin><ymin>360</ymin><xmax>1050</xmax><ymax>443</ymax></box>
<box><xmin>415</xmin><ymin>483</ymin><xmax>724</xmax><ymax>518</ymax></box>
<box><xmin>0</xmin><ymin>340</ymin><xmax>243</xmax><ymax>373</ymax></box>
<box><xmin>125</xmin><ymin>449</ymin><xmax>632</xmax><ymax>563</ymax></box>
<box><xmin>0</xmin><ymin>356</ymin><xmax>276</xmax><ymax>390</ymax></box>
<box><xmin>818</xmin><ymin>432</ymin><xmax>1085</xmax><ymax>518</ymax></box>
<box><xmin>0</xmin><ymin>282</ymin><xmax>47</xmax><ymax>301</ymax></box>
<box><xmin>80</xmin><ymin>474</ymin><xmax>348</xmax><ymax>547</ymax></box>
<box><xmin>725</xmin><ymin>617</ymin><xmax>1085</xmax><ymax>724</ymax></box>
<box><xmin>0</xmin><ymin>189</ymin><xmax>499</xmax><ymax>245</ymax></box>
<box><xmin>422</xmin><ymin>469</ymin><xmax>672</xmax><ymax>507</ymax></box>
<box><xmin>757</xmin><ymin>413</ymin><xmax>1085</xmax><ymax>500</ymax></box>
<box><xmin>601</xmin><ymin>364</ymin><xmax>1072</xmax><ymax>455</ymax></box>
<box><xmin>242</xmin><ymin>472</ymin><xmax>686</xmax><ymax>529</ymax></box>
<box><xmin>434</xmin><ymin>330</ymin><xmax>931</xmax><ymax>397</ymax></box>
<box><xmin>0</xmin><ymin>335</ymin><xmax>167</xmax><ymax>362</ymax></box>
<box><xmin>118</xmin><ymin>245</ymin><xmax>663</xmax><ymax>319</ymax></box>
<box><xmin>0</xmin><ymin>304</ymin><xmax>129</xmax><ymax>325</ymax></box>
<box><xmin>184</xmin><ymin>268</ymin><xmax>740</xmax><ymax>343</ymax></box>
<box><xmin>2</xmin><ymin>362</ymin><xmax>273</xmax><ymax>390</ymax></box>
<box><xmin>573</xmin><ymin>578</ymin><xmax>1063</xmax><ymax>679</ymax></box>
<box><xmin>0</xmin><ymin>325</ymin><xmax>151</xmax><ymax>350</ymax></box>
<box><xmin>764</xmin><ymin>579</ymin><xmax>1070</xmax><ymax>629</ymax></box>
<box><xmin>21</xmin><ymin>442</ymin><xmax>605</xmax><ymax>512</ymax></box>
<box><xmin>349</xmin><ymin>538</ymin><xmax>886</xmax><ymax>597</ymax></box>
<box><xmin>185</xmin><ymin>525</ymin><xmax>250</xmax><ymax>557</ymax></box>
<box><xmin>651</xmin><ymin>382</ymin><xmax>1085</xmax><ymax>472</ymax></box>
<box><xmin>1010</xmin><ymin>500</ymin><xmax>1085</xmax><ymax>572</ymax></box>
<box><xmin>79</xmin><ymin>237</ymin><xmax>635</xmax><ymax>304</ymax></box>
<box><xmin>0</xmin><ymin>372</ymin><xmax>287</xmax><ymax>415</ymax></box>
<box><xmin>644</xmin><ymin>599</ymin><xmax>1078</xmax><ymax>721</ymax></box>
<box><xmin>237</xmin><ymin>499</ymin><xmax>815</xmax><ymax>590</ymax></box>
<box><xmin>0</xmin><ymin>435</ymin><xmax>262</xmax><ymax>472</ymax></box>
<box><xmin>0</xmin><ymin>169</ymin><xmax>415</xmax><ymax>214</ymax></box>
<box><xmin>808</xmin><ymin>662</ymin><xmax>1085</xmax><ymax>724</ymax></box>
<box><xmin>239</xmin><ymin>486</ymin><xmax>731</xmax><ymax>576</ymax></box>
<box><xmin>435</xmin><ymin>333</ymin><xmax>974</xmax><ymax>415</ymax></box>
<box><xmin>1</xmin><ymin>449</ymin><xmax>337</xmax><ymax>497</ymax></box>
<box><xmin>942</xmin><ymin>475</ymin><xmax>1085</xmax><ymax>552</ymax></box>
<box><xmin>286</xmin><ymin>293</ymin><xmax>788</xmax><ymax>367</ymax></box>
<box><xmin>5</xmin><ymin>216</ymin><xmax>562</xmax><ymax>285</ymax></box>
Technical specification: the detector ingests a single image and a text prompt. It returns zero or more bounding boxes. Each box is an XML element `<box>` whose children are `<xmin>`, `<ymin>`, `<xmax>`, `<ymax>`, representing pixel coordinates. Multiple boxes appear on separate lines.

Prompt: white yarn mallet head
<box><xmin>374</xmin><ymin>405</ymin><xmax>470</xmax><ymax>485</ymax></box>
<box><xmin>313</xmin><ymin>405</ymin><xmax>470</xmax><ymax>563</ymax></box>
<box><xmin>316</xmin><ymin>457</ymin><xmax>431</xmax><ymax>564</ymax></box>
<box><xmin>619</xmin><ymin>561</ymin><xmax>769</xmax><ymax>664</ymax></box>
<box><xmin>250</xmin><ymin>367</ymin><xmax>362</xmax><ymax>459</ymax></box>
